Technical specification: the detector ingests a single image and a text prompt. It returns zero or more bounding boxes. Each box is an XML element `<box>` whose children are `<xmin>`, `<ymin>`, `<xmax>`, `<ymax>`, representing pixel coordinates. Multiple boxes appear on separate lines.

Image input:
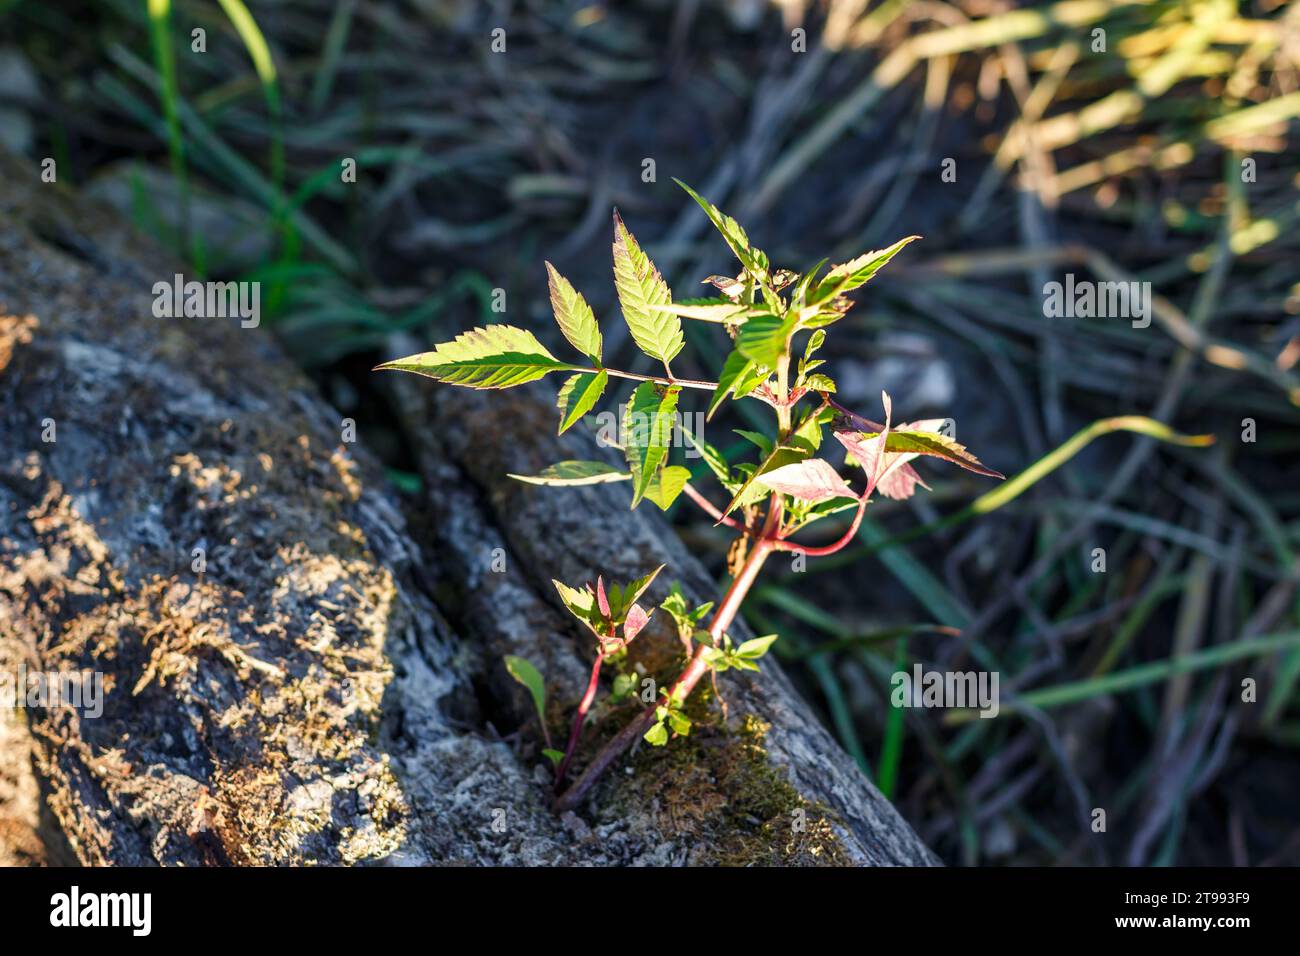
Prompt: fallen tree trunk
<box><xmin>0</xmin><ymin>149</ymin><xmax>936</xmax><ymax>866</ymax></box>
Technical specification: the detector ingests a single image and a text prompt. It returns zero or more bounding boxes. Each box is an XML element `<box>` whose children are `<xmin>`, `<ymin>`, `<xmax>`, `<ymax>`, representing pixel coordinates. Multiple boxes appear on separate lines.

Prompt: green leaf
<box><xmin>647</xmin><ymin>299</ymin><xmax>755</xmax><ymax>323</ymax></box>
<box><xmin>792</xmin><ymin>407</ymin><xmax>830</xmax><ymax>453</ymax></box>
<box><xmin>376</xmin><ymin>325</ymin><xmax>577</xmax><ymax>389</ymax></box>
<box><xmin>673</xmin><ymin>179</ymin><xmax>769</xmax><ymax>278</ymax></box>
<box><xmin>542</xmin><ymin>748</ymin><xmax>565</xmax><ymax>767</ymax></box>
<box><xmin>804</xmin><ymin>328</ymin><xmax>826</xmax><ymax>360</ymax></box>
<box><xmin>719</xmin><ymin>443</ymin><xmax>810</xmax><ymax>520</ymax></box>
<box><xmin>667</xmin><ymin>711</ymin><xmax>692</xmax><ymax>736</ymax></box>
<box><xmin>791</xmin><ymin>259</ymin><xmax>828</xmax><ymax>307</ymax></box>
<box><xmin>803</xmin><ymin>372</ymin><xmax>836</xmax><ymax>393</ymax></box>
<box><xmin>503</xmin><ymin>655</ymin><xmax>547</xmax><ymax>727</ymax></box>
<box><xmin>545</xmin><ymin>261</ymin><xmax>602</xmax><ymax>363</ymax></box>
<box><xmin>682</xmin><ymin>430</ymin><xmax>733</xmax><ymax>488</ymax></box>
<box><xmin>837</xmin><ymin>427</ymin><xmax>1003</xmax><ymax>480</ymax></box>
<box><xmin>510</xmin><ymin>460</ymin><xmax>630</xmax><ymax>486</ymax></box>
<box><xmin>736</xmin><ymin>635</ymin><xmax>778</xmax><ymax>660</ymax></box>
<box><xmin>734</xmin><ymin>429</ymin><xmax>775</xmax><ymax>458</ymax></box>
<box><xmin>553</xmin><ymin>579</ymin><xmax>600</xmax><ymax>632</ymax></box>
<box><xmin>555</xmin><ymin>370</ymin><xmax>608</xmax><ymax>434</ymax></box>
<box><xmin>612</xmin><ymin>211</ymin><xmax>682</xmax><ymax>364</ymax></box>
<box><xmin>609</xmin><ymin>564</ymin><xmax>666</xmax><ymax>620</ymax></box>
<box><xmin>736</xmin><ymin>313</ymin><xmax>795</xmax><ymax>370</ymax></box>
<box><xmin>644</xmin><ymin>721</ymin><xmax>670</xmax><ymax>746</ymax></box>
<box><xmin>622</xmin><ymin>382</ymin><xmax>681</xmax><ymax>508</ymax></box>
<box><xmin>709</xmin><ymin>349</ymin><xmax>759</xmax><ymax>419</ymax></box>
<box><xmin>811</xmin><ymin>235</ymin><xmax>919</xmax><ymax>303</ymax></box>
<box><xmin>643</xmin><ymin>464</ymin><xmax>691</xmax><ymax>511</ymax></box>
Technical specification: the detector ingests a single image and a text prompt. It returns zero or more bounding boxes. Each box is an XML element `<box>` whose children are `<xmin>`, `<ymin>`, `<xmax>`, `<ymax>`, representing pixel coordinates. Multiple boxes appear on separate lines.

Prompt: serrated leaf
<box><xmin>811</xmin><ymin>235</ymin><xmax>919</xmax><ymax>303</ymax></box>
<box><xmin>545</xmin><ymin>261</ymin><xmax>602</xmax><ymax>362</ymax></box>
<box><xmin>754</xmin><ymin>458</ymin><xmax>855</xmax><ymax>503</ymax></box>
<box><xmin>803</xmin><ymin>373</ymin><xmax>836</xmax><ymax>393</ymax></box>
<box><xmin>510</xmin><ymin>460</ymin><xmax>630</xmax><ymax>486</ymax></box>
<box><xmin>882</xmin><ymin>430</ymin><xmax>1003</xmax><ymax>478</ymax></box>
<box><xmin>555</xmin><ymin>370</ymin><xmax>608</xmax><ymax>434</ymax></box>
<box><xmin>836</xmin><ymin>425</ymin><xmax>1002</xmax><ymax>481</ymax></box>
<box><xmin>376</xmin><ymin>325</ymin><xmax>576</xmax><ymax>389</ymax></box>
<box><xmin>612</xmin><ymin>211</ymin><xmax>682</xmax><ymax>364</ymax></box>
<box><xmin>736</xmin><ymin>313</ymin><xmax>795</xmax><ymax>370</ymax></box>
<box><xmin>674</xmin><ymin>178</ymin><xmax>769</xmax><ymax>278</ymax></box>
<box><xmin>553</xmin><ymin>579</ymin><xmax>599</xmax><ymax>631</ymax></box>
<box><xmin>737</xmin><ymin>635</ymin><xmax>778</xmax><ymax>659</ymax></box>
<box><xmin>504</xmin><ymin>655</ymin><xmax>547</xmax><ymax>727</ymax></box>
<box><xmin>643</xmin><ymin>464</ymin><xmax>691</xmax><ymax>511</ymax></box>
<box><xmin>622</xmin><ymin>382</ymin><xmax>680</xmax><ymax>508</ymax></box>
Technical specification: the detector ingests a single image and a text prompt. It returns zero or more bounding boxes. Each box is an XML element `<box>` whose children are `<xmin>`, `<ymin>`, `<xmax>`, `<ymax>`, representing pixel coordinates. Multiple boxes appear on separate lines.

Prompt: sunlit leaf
<box><xmin>504</xmin><ymin>655</ymin><xmax>547</xmax><ymax>727</ymax></box>
<box><xmin>622</xmin><ymin>382</ymin><xmax>680</xmax><ymax>508</ymax></box>
<box><xmin>545</xmin><ymin>261</ymin><xmax>602</xmax><ymax>363</ymax></box>
<box><xmin>510</xmin><ymin>460</ymin><xmax>630</xmax><ymax>486</ymax></box>
<box><xmin>376</xmin><ymin>325</ymin><xmax>577</xmax><ymax>389</ymax></box>
<box><xmin>555</xmin><ymin>370</ymin><xmax>608</xmax><ymax>434</ymax></box>
<box><xmin>673</xmin><ymin>179</ymin><xmax>769</xmax><ymax>278</ymax></box>
<box><xmin>754</xmin><ymin>458</ymin><xmax>855</xmax><ymax>503</ymax></box>
<box><xmin>612</xmin><ymin>211</ymin><xmax>682</xmax><ymax>364</ymax></box>
<box><xmin>643</xmin><ymin>464</ymin><xmax>691</xmax><ymax>511</ymax></box>
<box><xmin>811</xmin><ymin>235</ymin><xmax>920</xmax><ymax>303</ymax></box>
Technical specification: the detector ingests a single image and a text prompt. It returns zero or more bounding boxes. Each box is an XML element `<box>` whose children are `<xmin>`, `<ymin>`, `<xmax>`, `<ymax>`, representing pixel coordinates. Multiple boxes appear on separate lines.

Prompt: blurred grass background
<box><xmin>2</xmin><ymin>0</ymin><xmax>1298</xmax><ymax>865</ymax></box>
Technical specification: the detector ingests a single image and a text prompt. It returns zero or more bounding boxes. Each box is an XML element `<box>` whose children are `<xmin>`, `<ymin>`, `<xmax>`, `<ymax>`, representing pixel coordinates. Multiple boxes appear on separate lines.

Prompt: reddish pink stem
<box><xmin>555</xmin><ymin>652</ymin><xmax>604</xmax><ymax>787</ymax></box>
<box><xmin>682</xmin><ymin>482</ymin><xmax>747</xmax><ymax>532</ymax></box>
<box><xmin>776</xmin><ymin>495</ymin><xmax>869</xmax><ymax>557</ymax></box>
<box><xmin>554</xmin><ymin>538</ymin><xmax>774</xmax><ymax>811</ymax></box>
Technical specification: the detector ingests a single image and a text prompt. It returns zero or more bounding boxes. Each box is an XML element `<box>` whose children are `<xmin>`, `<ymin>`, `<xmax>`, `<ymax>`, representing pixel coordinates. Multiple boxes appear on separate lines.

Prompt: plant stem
<box><xmin>682</xmin><ymin>482</ymin><xmax>748</xmax><ymax>532</ymax></box>
<box><xmin>586</xmin><ymin>367</ymin><xmax>718</xmax><ymax>391</ymax></box>
<box><xmin>555</xmin><ymin>651</ymin><xmax>604</xmax><ymax>786</ymax></box>
<box><xmin>554</xmin><ymin>540</ymin><xmax>774</xmax><ymax>811</ymax></box>
<box><xmin>777</xmin><ymin>496</ymin><xmax>870</xmax><ymax>556</ymax></box>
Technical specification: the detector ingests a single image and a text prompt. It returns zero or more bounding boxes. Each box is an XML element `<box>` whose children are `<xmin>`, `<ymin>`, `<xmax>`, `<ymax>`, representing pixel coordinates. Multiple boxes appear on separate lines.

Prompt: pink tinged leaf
<box><xmin>875</xmin><ymin>461</ymin><xmax>930</xmax><ymax>500</ymax></box>
<box><xmin>755</xmin><ymin>458</ymin><xmax>855</xmax><ymax>503</ymax></box>
<box><xmin>595</xmin><ymin>576</ymin><xmax>611</xmax><ymax>618</ymax></box>
<box><xmin>623</xmin><ymin>603</ymin><xmax>651</xmax><ymax>643</ymax></box>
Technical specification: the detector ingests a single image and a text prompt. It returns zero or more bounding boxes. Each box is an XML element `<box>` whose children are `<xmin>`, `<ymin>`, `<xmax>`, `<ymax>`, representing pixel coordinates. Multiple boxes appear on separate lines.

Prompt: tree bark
<box><xmin>0</xmin><ymin>148</ymin><xmax>936</xmax><ymax>866</ymax></box>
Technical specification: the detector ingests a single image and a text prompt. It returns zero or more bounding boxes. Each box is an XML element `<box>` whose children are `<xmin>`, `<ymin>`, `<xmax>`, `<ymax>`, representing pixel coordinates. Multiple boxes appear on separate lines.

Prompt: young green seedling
<box><xmin>377</xmin><ymin>179</ymin><xmax>1002</xmax><ymax>810</ymax></box>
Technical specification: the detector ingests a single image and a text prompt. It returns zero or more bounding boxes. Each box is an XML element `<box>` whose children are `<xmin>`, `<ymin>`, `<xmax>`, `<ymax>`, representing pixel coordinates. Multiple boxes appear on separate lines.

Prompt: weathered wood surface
<box><xmin>0</xmin><ymin>150</ymin><xmax>936</xmax><ymax>866</ymax></box>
